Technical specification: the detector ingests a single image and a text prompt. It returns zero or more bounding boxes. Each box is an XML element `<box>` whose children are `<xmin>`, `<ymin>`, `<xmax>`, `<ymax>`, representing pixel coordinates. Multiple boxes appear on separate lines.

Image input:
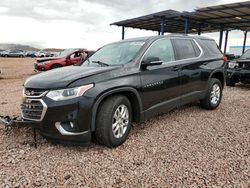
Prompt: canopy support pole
<box><xmin>242</xmin><ymin>30</ymin><xmax>248</xmax><ymax>54</ymax></box>
<box><xmin>184</xmin><ymin>18</ymin><xmax>189</xmax><ymax>34</ymax></box>
<box><xmin>198</xmin><ymin>25</ymin><xmax>201</xmax><ymax>35</ymax></box>
<box><xmin>160</xmin><ymin>20</ymin><xmax>165</xmax><ymax>35</ymax></box>
<box><xmin>122</xmin><ymin>26</ymin><xmax>125</xmax><ymax>40</ymax></box>
<box><xmin>224</xmin><ymin>30</ymin><xmax>229</xmax><ymax>54</ymax></box>
<box><xmin>219</xmin><ymin>25</ymin><xmax>224</xmax><ymax>49</ymax></box>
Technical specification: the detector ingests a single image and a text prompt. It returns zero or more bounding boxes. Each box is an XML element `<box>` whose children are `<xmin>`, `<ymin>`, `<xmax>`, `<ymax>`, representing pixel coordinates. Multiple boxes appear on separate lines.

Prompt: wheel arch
<box><xmin>210</xmin><ymin>70</ymin><xmax>225</xmax><ymax>88</ymax></box>
<box><xmin>91</xmin><ymin>87</ymin><xmax>143</xmax><ymax>132</ymax></box>
<box><xmin>50</xmin><ymin>63</ymin><xmax>62</xmax><ymax>69</ymax></box>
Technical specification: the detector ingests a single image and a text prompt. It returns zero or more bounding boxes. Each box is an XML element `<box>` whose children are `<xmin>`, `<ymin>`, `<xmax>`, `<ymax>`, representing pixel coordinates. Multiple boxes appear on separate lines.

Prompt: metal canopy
<box><xmin>110</xmin><ymin>1</ymin><xmax>250</xmax><ymax>34</ymax></box>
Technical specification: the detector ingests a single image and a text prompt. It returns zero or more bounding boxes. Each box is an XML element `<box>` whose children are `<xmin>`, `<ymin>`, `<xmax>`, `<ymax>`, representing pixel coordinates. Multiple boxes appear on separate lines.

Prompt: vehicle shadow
<box><xmin>236</xmin><ymin>83</ymin><xmax>250</xmax><ymax>90</ymax></box>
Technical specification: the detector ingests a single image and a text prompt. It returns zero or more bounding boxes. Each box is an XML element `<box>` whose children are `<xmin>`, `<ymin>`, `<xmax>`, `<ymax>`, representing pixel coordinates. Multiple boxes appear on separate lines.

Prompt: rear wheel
<box><xmin>226</xmin><ymin>78</ymin><xmax>235</xmax><ymax>87</ymax></box>
<box><xmin>95</xmin><ymin>95</ymin><xmax>132</xmax><ymax>148</ymax></box>
<box><xmin>200</xmin><ymin>78</ymin><xmax>222</xmax><ymax>110</ymax></box>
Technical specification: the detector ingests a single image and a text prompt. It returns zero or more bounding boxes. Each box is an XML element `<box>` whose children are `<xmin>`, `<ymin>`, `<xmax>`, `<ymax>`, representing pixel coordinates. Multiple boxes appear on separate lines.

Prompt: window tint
<box><xmin>201</xmin><ymin>39</ymin><xmax>222</xmax><ymax>55</ymax></box>
<box><xmin>173</xmin><ymin>39</ymin><xmax>199</xmax><ymax>60</ymax></box>
<box><xmin>143</xmin><ymin>39</ymin><xmax>175</xmax><ymax>63</ymax></box>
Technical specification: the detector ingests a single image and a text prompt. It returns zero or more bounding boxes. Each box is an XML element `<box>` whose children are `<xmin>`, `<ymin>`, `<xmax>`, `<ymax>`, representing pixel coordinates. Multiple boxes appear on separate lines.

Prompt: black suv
<box><xmin>226</xmin><ymin>49</ymin><xmax>250</xmax><ymax>86</ymax></box>
<box><xmin>19</xmin><ymin>35</ymin><xmax>225</xmax><ymax>147</ymax></box>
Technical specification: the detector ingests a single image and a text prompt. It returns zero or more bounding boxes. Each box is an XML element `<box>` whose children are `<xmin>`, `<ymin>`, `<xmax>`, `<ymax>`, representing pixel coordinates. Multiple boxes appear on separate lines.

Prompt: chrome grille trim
<box><xmin>21</xmin><ymin>98</ymin><xmax>47</xmax><ymax>122</ymax></box>
<box><xmin>23</xmin><ymin>88</ymin><xmax>48</xmax><ymax>98</ymax></box>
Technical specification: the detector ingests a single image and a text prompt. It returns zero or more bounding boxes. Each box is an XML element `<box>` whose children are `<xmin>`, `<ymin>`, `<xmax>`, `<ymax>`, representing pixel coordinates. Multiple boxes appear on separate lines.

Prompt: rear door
<box><xmin>172</xmin><ymin>38</ymin><xmax>206</xmax><ymax>102</ymax></box>
<box><xmin>140</xmin><ymin>38</ymin><xmax>182</xmax><ymax>116</ymax></box>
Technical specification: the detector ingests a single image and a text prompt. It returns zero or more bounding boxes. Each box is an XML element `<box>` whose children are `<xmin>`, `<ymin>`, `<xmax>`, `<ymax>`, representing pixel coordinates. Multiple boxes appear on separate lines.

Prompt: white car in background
<box><xmin>35</xmin><ymin>51</ymin><xmax>50</xmax><ymax>57</ymax></box>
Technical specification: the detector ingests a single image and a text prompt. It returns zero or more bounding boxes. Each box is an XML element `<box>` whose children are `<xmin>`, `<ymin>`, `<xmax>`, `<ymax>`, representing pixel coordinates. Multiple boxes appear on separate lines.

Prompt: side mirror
<box><xmin>141</xmin><ymin>57</ymin><xmax>163</xmax><ymax>68</ymax></box>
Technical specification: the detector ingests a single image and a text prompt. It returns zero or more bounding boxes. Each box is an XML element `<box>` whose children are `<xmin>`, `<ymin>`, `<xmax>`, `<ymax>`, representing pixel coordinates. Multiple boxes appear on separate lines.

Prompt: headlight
<box><xmin>228</xmin><ymin>62</ymin><xmax>239</xmax><ymax>69</ymax></box>
<box><xmin>46</xmin><ymin>84</ymin><xmax>94</xmax><ymax>101</ymax></box>
<box><xmin>40</xmin><ymin>61</ymin><xmax>50</xmax><ymax>65</ymax></box>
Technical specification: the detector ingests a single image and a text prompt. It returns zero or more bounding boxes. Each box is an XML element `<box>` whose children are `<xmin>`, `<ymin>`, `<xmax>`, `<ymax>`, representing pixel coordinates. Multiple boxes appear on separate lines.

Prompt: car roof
<box><xmin>115</xmin><ymin>34</ymin><xmax>214</xmax><ymax>44</ymax></box>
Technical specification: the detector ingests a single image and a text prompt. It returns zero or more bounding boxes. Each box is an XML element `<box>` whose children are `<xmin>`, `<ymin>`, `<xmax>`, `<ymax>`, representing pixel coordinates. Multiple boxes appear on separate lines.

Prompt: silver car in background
<box><xmin>1</xmin><ymin>50</ymin><xmax>25</xmax><ymax>57</ymax></box>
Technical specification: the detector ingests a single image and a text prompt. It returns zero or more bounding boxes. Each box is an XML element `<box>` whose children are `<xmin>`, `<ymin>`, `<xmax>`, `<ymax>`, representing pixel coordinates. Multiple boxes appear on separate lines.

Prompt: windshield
<box><xmin>56</xmin><ymin>49</ymin><xmax>77</xmax><ymax>58</ymax></box>
<box><xmin>240</xmin><ymin>49</ymin><xmax>250</xmax><ymax>59</ymax></box>
<box><xmin>87</xmin><ymin>41</ymin><xmax>145</xmax><ymax>66</ymax></box>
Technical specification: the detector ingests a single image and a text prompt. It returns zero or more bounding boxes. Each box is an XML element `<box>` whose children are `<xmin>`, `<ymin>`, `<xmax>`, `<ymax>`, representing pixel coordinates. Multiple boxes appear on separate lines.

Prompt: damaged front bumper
<box><xmin>0</xmin><ymin>116</ymin><xmax>40</xmax><ymax>128</ymax></box>
<box><xmin>227</xmin><ymin>68</ymin><xmax>250</xmax><ymax>83</ymax></box>
<box><xmin>0</xmin><ymin>116</ymin><xmax>41</xmax><ymax>148</ymax></box>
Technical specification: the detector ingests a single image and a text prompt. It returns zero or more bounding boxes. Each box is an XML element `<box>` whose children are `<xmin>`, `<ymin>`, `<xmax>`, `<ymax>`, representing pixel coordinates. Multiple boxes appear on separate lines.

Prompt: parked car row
<box><xmin>0</xmin><ymin>49</ymin><xmax>57</xmax><ymax>58</ymax></box>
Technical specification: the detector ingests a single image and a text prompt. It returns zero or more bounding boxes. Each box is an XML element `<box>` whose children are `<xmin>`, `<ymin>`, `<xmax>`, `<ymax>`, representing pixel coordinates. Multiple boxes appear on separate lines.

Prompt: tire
<box><xmin>200</xmin><ymin>78</ymin><xmax>223</xmax><ymax>110</ymax></box>
<box><xmin>226</xmin><ymin>78</ymin><xmax>235</xmax><ymax>87</ymax></box>
<box><xmin>4</xmin><ymin>55</ymin><xmax>7</xmax><ymax>57</ymax></box>
<box><xmin>51</xmin><ymin>64</ymin><xmax>62</xmax><ymax>69</ymax></box>
<box><xmin>95</xmin><ymin>95</ymin><xmax>132</xmax><ymax>148</ymax></box>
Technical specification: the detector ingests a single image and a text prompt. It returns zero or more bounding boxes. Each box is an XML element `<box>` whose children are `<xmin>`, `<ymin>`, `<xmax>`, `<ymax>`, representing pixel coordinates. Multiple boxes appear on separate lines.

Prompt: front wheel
<box><xmin>200</xmin><ymin>78</ymin><xmax>222</xmax><ymax>110</ymax></box>
<box><xmin>95</xmin><ymin>95</ymin><xmax>132</xmax><ymax>148</ymax></box>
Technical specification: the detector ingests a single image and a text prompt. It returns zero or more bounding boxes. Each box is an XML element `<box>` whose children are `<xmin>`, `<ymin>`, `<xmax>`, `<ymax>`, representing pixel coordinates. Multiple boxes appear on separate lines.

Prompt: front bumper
<box><xmin>34</xmin><ymin>63</ymin><xmax>46</xmax><ymax>71</ymax></box>
<box><xmin>227</xmin><ymin>68</ymin><xmax>250</xmax><ymax>83</ymax></box>
<box><xmin>39</xmin><ymin>96</ymin><xmax>94</xmax><ymax>143</ymax></box>
<box><xmin>227</xmin><ymin>68</ymin><xmax>250</xmax><ymax>80</ymax></box>
<box><xmin>1</xmin><ymin>95</ymin><xmax>95</xmax><ymax>143</ymax></box>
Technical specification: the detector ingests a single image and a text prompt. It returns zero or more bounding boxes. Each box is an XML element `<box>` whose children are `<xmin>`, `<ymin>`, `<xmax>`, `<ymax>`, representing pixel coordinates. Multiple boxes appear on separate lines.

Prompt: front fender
<box><xmin>90</xmin><ymin>87</ymin><xmax>143</xmax><ymax>131</ymax></box>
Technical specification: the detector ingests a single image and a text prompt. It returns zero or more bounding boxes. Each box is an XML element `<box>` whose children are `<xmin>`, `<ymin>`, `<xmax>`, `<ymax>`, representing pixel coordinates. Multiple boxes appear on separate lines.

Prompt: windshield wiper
<box><xmin>92</xmin><ymin>60</ymin><xmax>109</xmax><ymax>66</ymax></box>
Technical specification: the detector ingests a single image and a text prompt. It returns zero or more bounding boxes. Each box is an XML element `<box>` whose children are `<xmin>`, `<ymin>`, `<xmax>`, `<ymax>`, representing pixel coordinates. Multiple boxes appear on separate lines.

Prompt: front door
<box><xmin>140</xmin><ymin>38</ymin><xmax>182</xmax><ymax>117</ymax></box>
<box><xmin>67</xmin><ymin>51</ymin><xmax>81</xmax><ymax>66</ymax></box>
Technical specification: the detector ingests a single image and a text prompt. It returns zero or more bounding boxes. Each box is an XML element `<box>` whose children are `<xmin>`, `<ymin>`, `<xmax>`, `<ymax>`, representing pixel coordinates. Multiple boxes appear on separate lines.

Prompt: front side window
<box><xmin>142</xmin><ymin>39</ymin><xmax>175</xmax><ymax>64</ymax></box>
<box><xmin>173</xmin><ymin>39</ymin><xmax>200</xmax><ymax>60</ymax></box>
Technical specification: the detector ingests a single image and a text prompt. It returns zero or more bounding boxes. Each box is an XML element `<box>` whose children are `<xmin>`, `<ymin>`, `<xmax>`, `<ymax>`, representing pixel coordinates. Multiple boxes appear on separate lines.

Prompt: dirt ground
<box><xmin>0</xmin><ymin>58</ymin><xmax>249</xmax><ymax>187</ymax></box>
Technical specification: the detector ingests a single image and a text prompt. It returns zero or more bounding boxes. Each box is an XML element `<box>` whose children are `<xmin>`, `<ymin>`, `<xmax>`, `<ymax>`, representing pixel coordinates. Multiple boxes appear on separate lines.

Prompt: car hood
<box><xmin>24</xmin><ymin>65</ymin><xmax>118</xmax><ymax>89</ymax></box>
<box><xmin>36</xmin><ymin>57</ymin><xmax>62</xmax><ymax>63</ymax></box>
<box><xmin>237</xmin><ymin>59</ymin><xmax>250</xmax><ymax>63</ymax></box>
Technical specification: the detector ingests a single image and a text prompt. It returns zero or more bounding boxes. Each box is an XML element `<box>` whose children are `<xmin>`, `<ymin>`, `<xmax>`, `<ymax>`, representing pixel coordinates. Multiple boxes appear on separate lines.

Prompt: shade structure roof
<box><xmin>110</xmin><ymin>1</ymin><xmax>250</xmax><ymax>34</ymax></box>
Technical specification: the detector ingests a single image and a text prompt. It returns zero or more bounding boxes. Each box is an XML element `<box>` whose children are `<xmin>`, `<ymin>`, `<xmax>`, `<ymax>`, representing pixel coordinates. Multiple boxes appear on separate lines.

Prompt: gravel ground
<box><xmin>0</xmin><ymin>58</ymin><xmax>249</xmax><ymax>187</ymax></box>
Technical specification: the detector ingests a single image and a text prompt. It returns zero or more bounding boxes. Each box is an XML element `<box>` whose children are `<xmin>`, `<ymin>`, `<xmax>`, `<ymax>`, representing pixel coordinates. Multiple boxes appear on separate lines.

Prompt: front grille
<box><xmin>24</xmin><ymin>88</ymin><xmax>47</xmax><ymax>97</ymax></box>
<box><xmin>21</xmin><ymin>98</ymin><xmax>47</xmax><ymax>121</ymax></box>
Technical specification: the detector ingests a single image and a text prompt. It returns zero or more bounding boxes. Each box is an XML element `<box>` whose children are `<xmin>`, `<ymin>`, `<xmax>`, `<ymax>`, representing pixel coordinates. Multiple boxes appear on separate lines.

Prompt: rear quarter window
<box><xmin>172</xmin><ymin>39</ymin><xmax>201</xmax><ymax>60</ymax></box>
<box><xmin>201</xmin><ymin>39</ymin><xmax>222</xmax><ymax>55</ymax></box>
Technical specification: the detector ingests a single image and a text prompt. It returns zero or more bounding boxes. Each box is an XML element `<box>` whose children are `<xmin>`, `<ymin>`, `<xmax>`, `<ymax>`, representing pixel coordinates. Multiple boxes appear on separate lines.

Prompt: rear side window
<box><xmin>173</xmin><ymin>39</ymin><xmax>201</xmax><ymax>60</ymax></box>
<box><xmin>201</xmin><ymin>39</ymin><xmax>222</xmax><ymax>55</ymax></box>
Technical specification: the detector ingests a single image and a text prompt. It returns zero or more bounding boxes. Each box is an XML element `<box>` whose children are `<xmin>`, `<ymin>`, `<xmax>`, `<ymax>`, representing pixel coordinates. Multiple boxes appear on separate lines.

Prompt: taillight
<box><xmin>223</xmin><ymin>56</ymin><xmax>228</xmax><ymax>63</ymax></box>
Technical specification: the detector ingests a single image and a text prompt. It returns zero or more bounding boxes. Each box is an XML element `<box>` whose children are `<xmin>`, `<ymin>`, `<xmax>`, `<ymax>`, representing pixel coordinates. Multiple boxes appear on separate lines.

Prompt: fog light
<box><xmin>55</xmin><ymin>122</ymin><xmax>87</xmax><ymax>136</ymax></box>
<box><xmin>70</xmin><ymin>122</ymin><xmax>74</xmax><ymax>128</ymax></box>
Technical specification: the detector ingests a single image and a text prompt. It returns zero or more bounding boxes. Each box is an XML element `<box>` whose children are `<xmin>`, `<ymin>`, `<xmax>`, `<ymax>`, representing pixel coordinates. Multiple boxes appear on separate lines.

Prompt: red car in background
<box><xmin>34</xmin><ymin>49</ymin><xmax>90</xmax><ymax>71</ymax></box>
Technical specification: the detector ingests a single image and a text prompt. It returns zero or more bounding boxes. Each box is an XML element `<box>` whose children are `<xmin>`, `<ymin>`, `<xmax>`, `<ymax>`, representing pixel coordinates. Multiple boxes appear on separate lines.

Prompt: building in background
<box><xmin>229</xmin><ymin>46</ymin><xmax>250</xmax><ymax>56</ymax></box>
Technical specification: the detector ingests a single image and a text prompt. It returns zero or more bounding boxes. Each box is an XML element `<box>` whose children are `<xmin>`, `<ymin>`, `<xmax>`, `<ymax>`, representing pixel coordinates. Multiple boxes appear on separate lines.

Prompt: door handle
<box><xmin>171</xmin><ymin>66</ymin><xmax>180</xmax><ymax>71</ymax></box>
